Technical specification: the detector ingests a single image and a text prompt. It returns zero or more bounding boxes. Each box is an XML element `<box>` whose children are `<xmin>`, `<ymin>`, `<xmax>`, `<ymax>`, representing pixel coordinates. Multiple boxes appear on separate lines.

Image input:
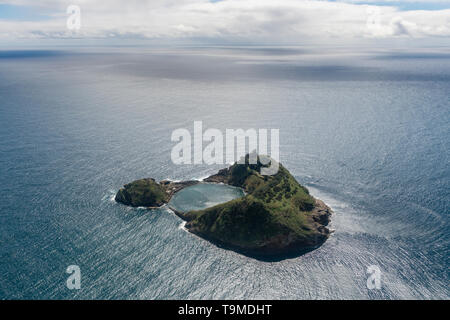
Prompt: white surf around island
<box><xmin>178</xmin><ymin>221</ymin><xmax>188</xmax><ymax>232</ymax></box>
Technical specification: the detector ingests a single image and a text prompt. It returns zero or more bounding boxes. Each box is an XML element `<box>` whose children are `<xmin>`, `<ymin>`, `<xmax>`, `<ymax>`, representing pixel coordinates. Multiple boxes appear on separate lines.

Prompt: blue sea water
<box><xmin>0</xmin><ymin>47</ymin><xmax>448</xmax><ymax>299</ymax></box>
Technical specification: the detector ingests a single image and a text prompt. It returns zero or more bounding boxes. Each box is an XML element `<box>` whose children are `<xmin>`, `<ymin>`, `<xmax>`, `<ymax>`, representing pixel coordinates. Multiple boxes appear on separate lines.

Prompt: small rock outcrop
<box><xmin>115</xmin><ymin>178</ymin><xmax>169</xmax><ymax>207</ymax></box>
<box><xmin>115</xmin><ymin>178</ymin><xmax>199</xmax><ymax>208</ymax></box>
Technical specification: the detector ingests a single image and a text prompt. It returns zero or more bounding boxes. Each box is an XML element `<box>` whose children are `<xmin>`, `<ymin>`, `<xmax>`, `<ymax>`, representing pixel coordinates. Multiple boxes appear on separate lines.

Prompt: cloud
<box><xmin>0</xmin><ymin>0</ymin><xmax>449</xmax><ymax>43</ymax></box>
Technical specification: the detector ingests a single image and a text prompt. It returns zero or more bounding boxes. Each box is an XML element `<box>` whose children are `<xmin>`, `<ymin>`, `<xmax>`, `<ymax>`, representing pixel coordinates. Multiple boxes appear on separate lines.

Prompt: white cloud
<box><xmin>0</xmin><ymin>0</ymin><xmax>449</xmax><ymax>44</ymax></box>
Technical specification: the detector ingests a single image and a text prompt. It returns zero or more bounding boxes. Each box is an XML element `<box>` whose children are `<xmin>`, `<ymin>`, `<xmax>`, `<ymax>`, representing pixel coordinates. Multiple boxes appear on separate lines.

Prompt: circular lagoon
<box><xmin>169</xmin><ymin>183</ymin><xmax>244</xmax><ymax>213</ymax></box>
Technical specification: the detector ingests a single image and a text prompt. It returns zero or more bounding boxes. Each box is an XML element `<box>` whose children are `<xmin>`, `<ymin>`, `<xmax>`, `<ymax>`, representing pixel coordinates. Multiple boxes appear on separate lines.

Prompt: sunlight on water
<box><xmin>0</xmin><ymin>48</ymin><xmax>448</xmax><ymax>299</ymax></box>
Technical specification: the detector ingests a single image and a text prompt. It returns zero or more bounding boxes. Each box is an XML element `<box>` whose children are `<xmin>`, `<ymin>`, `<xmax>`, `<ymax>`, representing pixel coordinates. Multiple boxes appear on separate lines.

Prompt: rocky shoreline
<box><xmin>159</xmin><ymin>180</ymin><xmax>200</xmax><ymax>202</ymax></box>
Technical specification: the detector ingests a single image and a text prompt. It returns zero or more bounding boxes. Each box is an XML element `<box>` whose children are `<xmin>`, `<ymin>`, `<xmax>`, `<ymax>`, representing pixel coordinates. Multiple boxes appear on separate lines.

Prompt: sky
<box><xmin>0</xmin><ymin>0</ymin><xmax>449</xmax><ymax>46</ymax></box>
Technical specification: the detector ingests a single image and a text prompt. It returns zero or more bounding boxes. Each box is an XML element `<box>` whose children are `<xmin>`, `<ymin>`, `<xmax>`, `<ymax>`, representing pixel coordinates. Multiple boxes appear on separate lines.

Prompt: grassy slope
<box><xmin>185</xmin><ymin>158</ymin><xmax>319</xmax><ymax>249</ymax></box>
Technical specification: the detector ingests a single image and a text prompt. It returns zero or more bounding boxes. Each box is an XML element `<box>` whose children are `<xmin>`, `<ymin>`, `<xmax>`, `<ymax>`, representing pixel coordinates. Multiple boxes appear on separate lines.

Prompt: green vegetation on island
<box><xmin>115</xmin><ymin>178</ymin><xmax>169</xmax><ymax>207</ymax></box>
<box><xmin>186</xmin><ymin>154</ymin><xmax>332</xmax><ymax>258</ymax></box>
<box><xmin>115</xmin><ymin>154</ymin><xmax>332</xmax><ymax>259</ymax></box>
<box><xmin>115</xmin><ymin>178</ymin><xmax>199</xmax><ymax>207</ymax></box>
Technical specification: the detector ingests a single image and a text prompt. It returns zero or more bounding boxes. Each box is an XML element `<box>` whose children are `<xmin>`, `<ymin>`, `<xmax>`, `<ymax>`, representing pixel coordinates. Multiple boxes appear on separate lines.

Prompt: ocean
<box><xmin>0</xmin><ymin>46</ymin><xmax>448</xmax><ymax>299</ymax></box>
